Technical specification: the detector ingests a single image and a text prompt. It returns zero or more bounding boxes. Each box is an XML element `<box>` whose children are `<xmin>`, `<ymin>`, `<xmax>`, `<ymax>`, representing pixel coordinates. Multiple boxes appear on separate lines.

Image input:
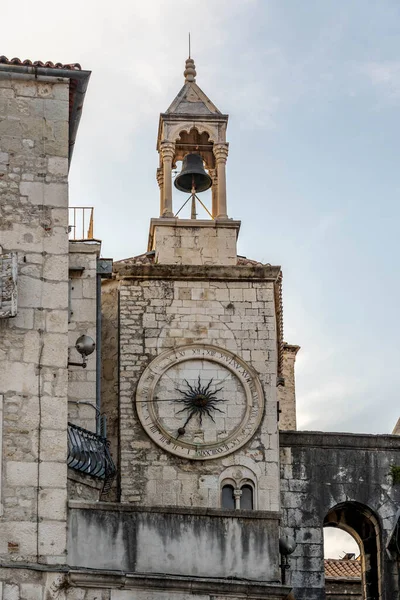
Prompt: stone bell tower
<box><xmin>149</xmin><ymin>57</ymin><xmax>240</xmax><ymax>266</ymax></box>
<box><xmin>108</xmin><ymin>56</ymin><xmax>284</xmax><ymax>519</ymax></box>
<box><xmin>79</xmin><ymin>56</ymin><xmax>291</xmax><ymax>597</ymax></box>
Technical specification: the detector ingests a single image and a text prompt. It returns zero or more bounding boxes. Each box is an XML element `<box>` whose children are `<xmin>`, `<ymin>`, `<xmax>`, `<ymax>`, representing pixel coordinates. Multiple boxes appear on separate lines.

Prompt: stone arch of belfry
<box><xmin>324</xmin><ymin>501</ymin><xmax>382</xmax><ymax>600</ymax></box>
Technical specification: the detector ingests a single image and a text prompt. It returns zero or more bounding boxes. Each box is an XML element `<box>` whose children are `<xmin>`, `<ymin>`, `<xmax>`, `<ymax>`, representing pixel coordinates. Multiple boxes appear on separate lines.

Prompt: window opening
<box><xmin>221</xmin><ymin>484</ymin><xmax>235</xmax><ymax>509</ymax></box>
<box><xmin>240</xmin><ymin>484</ymin><xmax>253</xmax><ymax>509</ymax></box>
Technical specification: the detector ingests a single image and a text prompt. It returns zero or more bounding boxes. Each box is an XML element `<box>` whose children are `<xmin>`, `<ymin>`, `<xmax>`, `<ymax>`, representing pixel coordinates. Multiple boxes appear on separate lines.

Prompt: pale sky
<box><xmin>3</xmin><ymin>0</ymin><xmax>399</xmax><ymax>558</ymax></box>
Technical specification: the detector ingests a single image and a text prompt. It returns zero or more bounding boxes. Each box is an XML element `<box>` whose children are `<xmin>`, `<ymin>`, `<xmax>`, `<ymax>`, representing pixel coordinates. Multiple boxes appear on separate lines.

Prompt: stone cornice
<box><xmin>68</xmin><ymin>569</ymin><xmax>291</xmax><ymax>597</ymax></box>
<box><xmin>160</xmin><ymin>112</ymin><xmax>229</xmax><ymax>122</ymax></box>
<box><xmin>280</xmin><ymin>430</ymin><xmax>400</xmax><ymax>450</ymax></box>
<box><xmin>114</xmin><ymin>262</ymin><xmax>282</xmax><ymax>281</ymax></box>
<box><xmin>68</xmin><ymin>500</ymin><xmax>281</xmax><ymax>521</ymax></box>
<box><xmin>282</xmin><ymin>343</ymin><xmax>301</xmax><ymax>355</ymax></box>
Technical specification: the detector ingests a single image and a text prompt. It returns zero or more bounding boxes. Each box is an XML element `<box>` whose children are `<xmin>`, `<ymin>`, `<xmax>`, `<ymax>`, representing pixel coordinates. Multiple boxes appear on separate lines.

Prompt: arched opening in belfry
<box><xmin>172</xmin><ymin>128</ymin><xmax>214</xmax><ymax>218</ymax></box>
<box><xmin>323</xmin><ymin>502</ymin><xmax>382</xmax><ymax>600</ymax></box>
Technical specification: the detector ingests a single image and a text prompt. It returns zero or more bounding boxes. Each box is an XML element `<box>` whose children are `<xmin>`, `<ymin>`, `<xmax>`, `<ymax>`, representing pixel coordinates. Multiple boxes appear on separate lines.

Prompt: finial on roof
<box><xmin>184</xmin><ymin>57</ymin><xmax>196</xmax><ymax>83</ymax></box>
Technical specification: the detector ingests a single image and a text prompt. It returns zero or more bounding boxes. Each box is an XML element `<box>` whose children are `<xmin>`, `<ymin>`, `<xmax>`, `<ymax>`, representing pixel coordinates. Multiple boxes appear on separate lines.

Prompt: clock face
<box><xmin>136</xmin><ymin>345</ymin><xmax>264</xmax><ymax>460</ymax></box>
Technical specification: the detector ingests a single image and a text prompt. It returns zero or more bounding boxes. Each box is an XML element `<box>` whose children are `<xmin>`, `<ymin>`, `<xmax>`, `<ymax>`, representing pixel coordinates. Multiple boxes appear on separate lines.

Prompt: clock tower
<box><xmin>109</xmin><ymin>56</ymin><xmax>284</xmax><ymax>513</ymax></box>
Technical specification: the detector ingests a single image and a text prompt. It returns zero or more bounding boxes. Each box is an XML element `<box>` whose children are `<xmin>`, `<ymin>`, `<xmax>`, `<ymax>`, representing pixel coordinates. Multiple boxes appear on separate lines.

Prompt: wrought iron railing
<box><xmin>67</xmin><ymin>422</ymin><xmax>116</xmax><ymax>495</ymax></box>
<box><xmin>68</xmin><ymin>206</ymin><xmax>94</xmax><ymax>240</ymax></box>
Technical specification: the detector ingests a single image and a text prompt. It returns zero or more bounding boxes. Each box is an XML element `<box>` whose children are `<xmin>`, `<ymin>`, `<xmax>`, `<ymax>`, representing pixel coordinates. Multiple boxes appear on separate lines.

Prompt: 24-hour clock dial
<box><xmin>136</xmin><ymin>344</ymin><xmax>264</xmax><ymax>460</ymax></box>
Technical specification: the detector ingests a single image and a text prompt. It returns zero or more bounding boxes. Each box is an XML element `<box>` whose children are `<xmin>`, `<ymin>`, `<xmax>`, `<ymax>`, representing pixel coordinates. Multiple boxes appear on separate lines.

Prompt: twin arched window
<box><xmin>221</xmin><ymin>482</ymin><xmax>254</xmax><ymax>510</ymax></box>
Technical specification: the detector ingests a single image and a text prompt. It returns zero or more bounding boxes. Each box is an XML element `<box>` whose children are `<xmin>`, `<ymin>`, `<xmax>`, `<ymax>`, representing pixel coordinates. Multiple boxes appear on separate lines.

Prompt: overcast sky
<box><xmin>3</xmin><ymin>0</ymin><xmax>399</xmax><ymax>558</ymax></box>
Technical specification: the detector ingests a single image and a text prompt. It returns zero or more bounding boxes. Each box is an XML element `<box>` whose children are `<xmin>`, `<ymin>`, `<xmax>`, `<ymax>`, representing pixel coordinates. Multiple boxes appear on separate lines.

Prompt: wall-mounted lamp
<box><xmin>68</xmin><ymin>334</ymin><xmax>95</xmax><ymax>369</ymax></box>
<box><xmin>279</xmin><ymin>536</ymin><xmax>296</xmax><ymax>585</ymax></box>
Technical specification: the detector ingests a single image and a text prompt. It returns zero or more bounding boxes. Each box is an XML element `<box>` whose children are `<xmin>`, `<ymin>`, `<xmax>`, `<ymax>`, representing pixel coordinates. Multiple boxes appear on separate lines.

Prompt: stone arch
<box><xmin>174</xmin><ymin>127</ymin><xmax>215</xmax><ymax>169</ymax></box>
<box><xmin>168</xmin><ymin>121</ymin><xmax>219</xmax><ymax>145</ymax></box>
<box><xmin>324</xmin><ymin>501</ymin><xmax>382</xmax><ymax>600</ymax></box>
<box><xmin>219</xmin><ymin>465</ymin><xmax>258</xmax><ymax>510</ymax></box>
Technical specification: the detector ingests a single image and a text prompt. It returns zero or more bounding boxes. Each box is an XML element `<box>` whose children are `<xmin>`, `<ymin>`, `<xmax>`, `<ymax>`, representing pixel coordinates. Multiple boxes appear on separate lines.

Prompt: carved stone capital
<box><xmin>156</xmin><ymin>167</ymin><xmax>164</xmax><ymax>188</ymax></box>
<box><xmin>160</xmin><ymin>140</ymin><xmax>175</xmax><ymax>162</ymax></box>
<box><xmin>213</xmin><ymin>143</ymin><xmax>229</xmax><ymax>164</ymax></box>
<box><xmin>208</xmin><ymin>167</ymin><xmax>217</xmax><ymax>182</ymax></box>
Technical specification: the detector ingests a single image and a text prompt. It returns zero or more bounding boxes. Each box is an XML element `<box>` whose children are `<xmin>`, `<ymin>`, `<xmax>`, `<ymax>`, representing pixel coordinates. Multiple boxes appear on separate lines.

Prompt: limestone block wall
<box><xmin>118</xmin><ymin>270</ymin><xmax>281</xmax><ymax>512</ymax></box>
<box><xmin>0</xmin><ymin>72</ymin><xmax>70</xmax><ymax>563</ymax></box>
<box><xmin>150</xmin><ymin>219</ymin><xmax>240</xmax><ymax>265</ymax></box>
<box><xmin>68</xmin><ymin>241</ymin><xmax>100</xmax><ymax>432</ymax></box>
<box><xmin>279</xmin><ymin>432</ymin><xmax>400</xmax><ymax>600</ymax></box>
<box><xmin>100</xmin><ymin>279</ymin><xmax>119</xmax><ymax>499</ymax></box>
<box><xmin>0</xmin><ymin>568</ymin><xmax>111</xmax><ymax>600</ymax></box>
<box><xmin>277</xmin><ymin>343</ymin><xmax>299</xmax><ymax>431</ymax></box>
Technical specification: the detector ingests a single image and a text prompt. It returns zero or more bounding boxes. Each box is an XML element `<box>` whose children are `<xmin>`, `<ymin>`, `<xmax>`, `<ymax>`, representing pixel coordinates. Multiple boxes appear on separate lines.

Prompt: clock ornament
<box><xmin>175</xmin><ymin>376</ymin><xmax>225</xmax><ymax>435</ymax></box>
<box><xmin>135</xmin><ymin>344</ymin><xmax>264</xmax><ymax>460</ymax></box>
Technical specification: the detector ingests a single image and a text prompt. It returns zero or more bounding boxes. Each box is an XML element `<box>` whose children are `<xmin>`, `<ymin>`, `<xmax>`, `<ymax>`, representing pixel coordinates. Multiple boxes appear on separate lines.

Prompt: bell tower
<box><xmin>149</xmin><ymin>57</ymin><xmax>241</xmax><ymax>266</ymax></box>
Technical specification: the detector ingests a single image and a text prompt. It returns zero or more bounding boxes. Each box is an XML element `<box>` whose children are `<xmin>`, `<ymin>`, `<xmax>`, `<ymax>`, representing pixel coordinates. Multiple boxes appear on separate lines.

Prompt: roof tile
<box><xmin>325</xmin><ymin>559</ymin><xmax>361</xmax><ymax>579</ymax></box>
<box><xmin>0</xmin><ymin>55</ymin><xmax>81</xmax><ymax>70</ymax></box>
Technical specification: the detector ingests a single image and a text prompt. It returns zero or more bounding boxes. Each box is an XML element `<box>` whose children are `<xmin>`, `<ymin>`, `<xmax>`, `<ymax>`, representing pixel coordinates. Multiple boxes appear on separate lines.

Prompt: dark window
<box><xmin>221</xmin><ymin>484</ymin><xmax>235</xmax><ymax>509</ymax></box>
<box><xmin>240</xmin><ymin>485</ymin><xmax>253</xmax><ymax>510</ymax></box>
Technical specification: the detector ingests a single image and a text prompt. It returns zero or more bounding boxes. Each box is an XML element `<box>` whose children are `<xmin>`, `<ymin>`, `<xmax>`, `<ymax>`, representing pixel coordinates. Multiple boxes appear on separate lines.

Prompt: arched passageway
<box><xmin>324</xmin><ymin>502</ymin><xmax>382</xmax><ymax>600</ymax></box>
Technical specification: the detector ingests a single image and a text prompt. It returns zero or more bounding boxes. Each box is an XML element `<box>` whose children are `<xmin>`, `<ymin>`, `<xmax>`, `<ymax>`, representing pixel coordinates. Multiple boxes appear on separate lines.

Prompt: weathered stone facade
<box><xmin>0</xmin><ymin>68</ymin><xmax>71</xmax><ymax>565</ymax></box>
<box><xmin>68</xmin><ymin>240</ymin><xmax>100</xmax><ymax>433</ymax></box>
<box><xmin>278</xmin><ymin>343</ymin><xmax>300</xmax><ymax>431</ymax></box>
<box><xmin>280</xmin><ymin>432</ymin><xmax>400</xmax><ymax>599</ymax></box>
<box><xmin>149</xmin><ymin>219</ymin><xmax>240</xmax><ymax>265</ymax></box>
<box><xmin>115</xmin><ymin>263</ymin><xmax>281</xmax><ymax>511</ymax></box>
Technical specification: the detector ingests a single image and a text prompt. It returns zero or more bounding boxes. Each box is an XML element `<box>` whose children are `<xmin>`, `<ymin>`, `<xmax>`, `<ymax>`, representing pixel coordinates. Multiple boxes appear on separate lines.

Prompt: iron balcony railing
<box><xmin>68</xmin><ymin>206</ymin><xmax>94</xmax><ymax>240</ymax></box>
<box><xmin>67</xmin><ymin>422</ymin><xmax>116</xmax><ymax>495</ymax></box>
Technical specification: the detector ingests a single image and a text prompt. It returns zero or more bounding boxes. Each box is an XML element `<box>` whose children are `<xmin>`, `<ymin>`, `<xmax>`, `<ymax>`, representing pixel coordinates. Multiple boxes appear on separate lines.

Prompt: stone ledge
<box><xmin>68</xmin><ymin>500</ymin><xmax>281</xmax><ymax>521</ymax></box>
<box><xmin>280</xmin><ymin>430</ymin><xmax>400</xmax><ymax>450</ymax></box>
<box><xmin>150</xmin><ymin>217</ymin><xmax>241</xmax><ymax>229</ymax></box>
<box><xmin>69</xmin><ymin>569</ymin><xmax>291</xmax><ymax>598</ymax></box>
<box><xmin>68</xmin><ymin>240</ymin><xmax>101</xmax><ymax>254</ymax></box>
<box><xmin>115</xmin><ymin>262</ymin><xmax>281</xmax><ymax>281</ymax></box>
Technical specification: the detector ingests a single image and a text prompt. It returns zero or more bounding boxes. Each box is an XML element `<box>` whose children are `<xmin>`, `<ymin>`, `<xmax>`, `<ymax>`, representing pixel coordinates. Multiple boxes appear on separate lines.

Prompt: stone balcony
<box><xmin>68</xmin><ymin>501</ymin><xmax>290</xmax><ymax>598</ymax></box>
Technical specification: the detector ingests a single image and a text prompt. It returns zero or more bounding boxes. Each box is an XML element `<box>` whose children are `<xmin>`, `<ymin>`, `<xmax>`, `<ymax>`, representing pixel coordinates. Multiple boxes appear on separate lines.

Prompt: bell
<box><xmin>174</xmin><ymin>153</ymin><xmax>212</xmax><ymax>193</ymax></box>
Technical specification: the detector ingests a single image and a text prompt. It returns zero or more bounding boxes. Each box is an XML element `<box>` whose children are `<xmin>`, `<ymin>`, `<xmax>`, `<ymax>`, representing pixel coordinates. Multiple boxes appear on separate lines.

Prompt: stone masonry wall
<box><xmin>100</xmin><ymin>279</ymin><xmax>119</xmax><ymax>500</ymax></box>
<box><xmin>68</xmin><ymin>241</ymin><xmax>100</xmax><ymax>433</ymax></box>
<box><xmin>280</xmin><ymin>432</ymin><xmax>400</xmax><ymax>600</ymax></box>
<box><xmin>0</xmin><ymin>567</ymin><xmax>111</xmax><ymax>600</ymax></box>
<box><xmin>277</xmin><ymin>344</ymin><xmax>299</xmax><ymax>431</ymax></box>
<box><xmin>119</xmin><ymin>275</ymin><xmax>280</xmax><ymax>511</ymax></box>
<box><xmin>151</xmin><ymin>221</ymin><xmax>239</xmax><ymax>266</ymax></box>
<box><xmin>0</xmin><ymin>72</ymin><xmax>70</xmax><ymax>563</ymax></box>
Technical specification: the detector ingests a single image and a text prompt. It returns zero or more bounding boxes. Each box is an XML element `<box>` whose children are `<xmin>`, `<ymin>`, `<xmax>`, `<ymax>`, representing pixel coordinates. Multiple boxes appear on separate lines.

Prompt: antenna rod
<box><xmin>189</xmin><ymin>32</ymin><xmax>191</xmax><ymax>58</ymax></box>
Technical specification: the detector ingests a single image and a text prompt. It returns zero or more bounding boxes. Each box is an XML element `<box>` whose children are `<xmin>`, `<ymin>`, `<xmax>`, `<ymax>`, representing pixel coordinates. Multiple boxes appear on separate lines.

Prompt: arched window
<box><xmin>240</xmin><ymin>484</ymin><xmax>253</xmax><ymax>510</ymax></box>
<box><xmin>221</xmin><ymin>484</ymin><xmax>235</xmax><ymax>509</ymax></box>
<box><xmin>220</xmin><ymin>468</ymin><xmax>257</xmax><ymax>510</ymax></box>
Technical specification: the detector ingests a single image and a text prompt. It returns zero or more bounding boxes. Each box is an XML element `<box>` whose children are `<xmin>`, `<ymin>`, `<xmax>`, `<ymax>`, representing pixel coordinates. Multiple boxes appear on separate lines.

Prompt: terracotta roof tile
<box><xmin>0</xmin><ymin>55</ymin><xmax>81</xmax><ymax>71</ymax></box>
<box><xmin>324</xmin><ymin>559</ymin><xmax>361</xmax><ymax>579</ymax></box>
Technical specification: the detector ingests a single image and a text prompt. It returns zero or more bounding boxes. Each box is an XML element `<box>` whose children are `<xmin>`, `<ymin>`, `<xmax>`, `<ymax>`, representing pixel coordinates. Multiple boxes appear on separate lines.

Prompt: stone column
<box><xmin>156</xmin><ymin>167</ymin><xmax>164</xmax><ymax>217</ymax></box>
<box><xmin>213</xmin><ymin>143</ymin><xmax>229</xmax><ymax>219</ymax></box>
<box><xmin>209</xmin><ymin>168</ymin><xmax>218</xmax><ymax>219</ymax></box>
<box><xmin>234</xmin><ymin>488</ymin><xmax>242</xmax><ymax>510</ymax></box>
<box><xmin>160</xmin><ymin>141</ymin><xmax>175</xmax><ymax>217</ymax></box>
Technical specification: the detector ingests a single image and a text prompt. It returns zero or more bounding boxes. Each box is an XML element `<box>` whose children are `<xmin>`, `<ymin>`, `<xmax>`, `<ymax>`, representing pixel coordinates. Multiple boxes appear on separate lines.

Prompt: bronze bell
<box><xmin>174</xmin><ymin>153</ymin><xmax>212</xmax><ymax>193</ymax></box>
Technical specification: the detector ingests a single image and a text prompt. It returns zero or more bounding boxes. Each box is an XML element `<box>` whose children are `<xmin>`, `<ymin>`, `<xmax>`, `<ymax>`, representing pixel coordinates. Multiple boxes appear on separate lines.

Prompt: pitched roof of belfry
<box><xmin>0</xmin><ymin>55</ymin><xmax>82</xmax><ymax>70</ymax></box>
